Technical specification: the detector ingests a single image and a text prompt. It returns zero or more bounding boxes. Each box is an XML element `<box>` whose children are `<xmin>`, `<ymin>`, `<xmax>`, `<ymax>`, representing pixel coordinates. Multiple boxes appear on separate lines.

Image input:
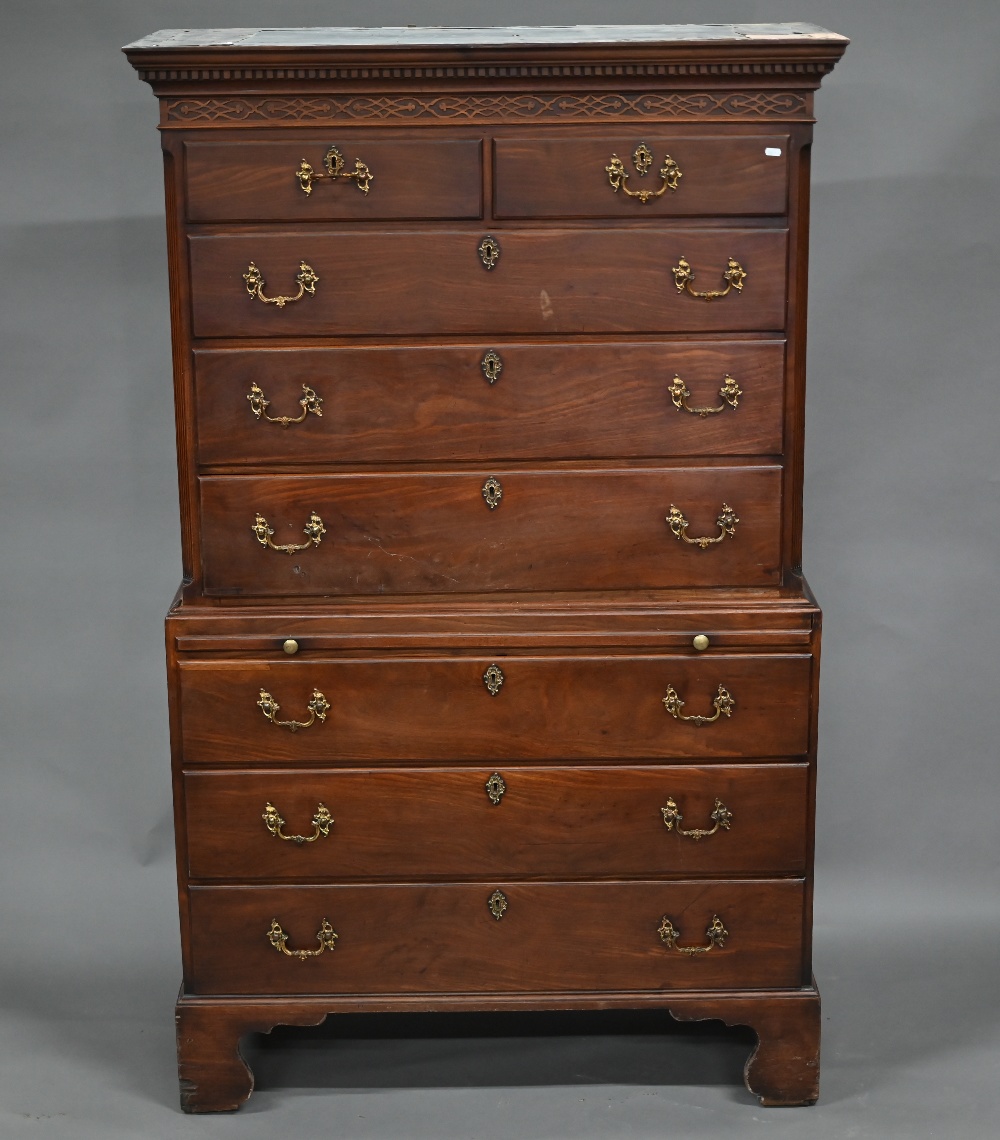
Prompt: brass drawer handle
<box><xmin>485</xmin><ymin>772</ymin><xmax>506</xmax><ymax>804</ymax></box>
<box><xmin>248</xmin><ymin>382</ymin><xmax>323</xmax><ymax>427</ymax></box>
<box><xmin>479</xmin><ymin>235</ymin><xmax>501</xmax><ymax>270</ymax></box>
<box><xmin>488</xmin><ymin>889</ymin><xmax>508</xmax><ymax>920</ymax></box>
<box><xmin>262</xmin><ymin>801</ymin><xmax>334</xmax><ymax>844</ymax></box>
<box><xmin>296</xmin><ymin>144</ymin><xmax>373</xmax><ymax>195</ymax></box>
<box><xmin>672</xmin><ymin>257</ymin><xmax>746</xmax><ymax>300</ymax></box>
<box><xmin>662</xmin><ymin>684</ymin><xmax>735</xmax><ymax>726</ymax></box>
<box><xmin>606</xmin><ymin>144</ymin><xmax>682</xmax><ymax>202</ymax></box>
<box><xmin>267</xmin><ymin>918</ymin><xmax>338</xmax><ymax>959</ymax></box>
<box><xmin>667</xmin><ymin>503</ymin><xmax>739</xmax><ymax>547</ymax></box>
<box><xmin>661</xmin><ymin>797</ymin><xmax>733</xmax><ymax>839</ymax></box>
<box><xmin>243</xmin><ymin>261</ymin><xmax>319</xmax><ymax>308</ymax></box>
<box><xmin>668</xmin><ymin>374</ymin><xmax>742</xmax><ymax>417</ymax></box>
<box><xmin>252</xmin><ymin>511</ymin><xmax>326</xmax><ymax>554</ymax></box>
<box><xmin>658</xmin><ymin>914</ymin><xmax>728</xmax><ymax>955</ymax></box>
<box><xmin>257</xmin><ymin>688</ymin><xmax>330</xmax><ymax>732</ymax></box>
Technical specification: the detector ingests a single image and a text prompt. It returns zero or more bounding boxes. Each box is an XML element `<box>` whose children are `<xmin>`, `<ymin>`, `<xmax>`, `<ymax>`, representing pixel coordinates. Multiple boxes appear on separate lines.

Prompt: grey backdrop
<box><xmin>1</xmin><ymin>2</ymin><xmax>997</xmax><ymax>1136</ymax></box>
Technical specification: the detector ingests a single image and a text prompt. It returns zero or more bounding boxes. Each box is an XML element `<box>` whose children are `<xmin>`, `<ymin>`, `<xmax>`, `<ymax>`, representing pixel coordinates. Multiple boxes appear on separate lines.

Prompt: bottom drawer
<box><xmin>187</xmin><ymin>880</ymin><xmax>805</xmax><ymax>995</ymax></box>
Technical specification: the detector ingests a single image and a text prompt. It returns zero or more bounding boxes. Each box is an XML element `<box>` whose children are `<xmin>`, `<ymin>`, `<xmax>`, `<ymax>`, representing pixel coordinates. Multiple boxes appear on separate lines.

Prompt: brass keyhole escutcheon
<box><xmin>485</xmin><ymin>772</ymin><xmax>506</xmax><ymax>804</ymax></box>
<box><xmin>483</xmin><ymin>664</ymin><xmax>505</xmax><ymax>696</ymax></box>
<box><xmin>488</xmin><ymin>889</ymin><xmax>508</xmax><ymax>921</ymax></box>
<box><xmin>481</xmin><ymin>476</ymin><xmax>503</xmax><ymax>510</ymax></box>
<box><xmin>481</xmin><ymin>350</ymin><xmax>503</xmax><ymax>385</ymax></box>
<box><xmin>478</xmin><ymin>235</ymin><xmax>501</xmax><ymax>270</ymax></box>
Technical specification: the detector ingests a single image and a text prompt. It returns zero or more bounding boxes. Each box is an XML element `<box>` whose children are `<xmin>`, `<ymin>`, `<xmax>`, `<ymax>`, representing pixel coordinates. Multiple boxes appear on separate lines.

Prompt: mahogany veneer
<box><xmin>126</xmin><ymin>22</ymin><xmax>846</xmax><ymax>1113</ymax></box>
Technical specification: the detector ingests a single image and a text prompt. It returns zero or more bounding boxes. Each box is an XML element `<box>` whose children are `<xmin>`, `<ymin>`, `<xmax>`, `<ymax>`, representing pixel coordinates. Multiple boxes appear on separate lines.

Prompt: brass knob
<box><xmin>283</xmin><ymin>639</ymin><xmax>299</xmax><ymax>655</ymax></box>
<box><xmin>692</xmin><ymin>634</ymin><xmax>710</xmax><ymax>651</ymax></box>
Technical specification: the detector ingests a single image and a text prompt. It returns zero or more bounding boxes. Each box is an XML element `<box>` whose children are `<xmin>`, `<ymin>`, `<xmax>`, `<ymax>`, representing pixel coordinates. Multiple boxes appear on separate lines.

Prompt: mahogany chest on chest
<box><xmin>125</xmin><ymin>24</ymin><xmax>847</xmax><ymax>1112</ymax></box>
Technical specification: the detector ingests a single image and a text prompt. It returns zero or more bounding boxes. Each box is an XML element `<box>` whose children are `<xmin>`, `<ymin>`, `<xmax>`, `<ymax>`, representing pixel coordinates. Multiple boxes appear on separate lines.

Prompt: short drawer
<box><xmin>184</xmin><ymin>136</ymin><xmax>483</xmax><ymax>221</ymax></box>
<box><xmin>494</xmin><ymin>134</ymin><xmax>789</xmax><ymax>218</ymax></box>
<box><xmin>186</xmin><ymin>879</ymin><xmax>807</xmax><ymax>995</ymax></box>
<box><xmin>176</xmin><ymin>652</ymin><xmax>813</xmax><ymax>764</ymax></box>
<box><xmin>188</xmin><ymin>228</ymin><xmax>788</xmax><ymax>337</ymax></box>
<box><xmin>184</xmin><ymin>764</ymin><xmax>809</xmax><ymax>881</ymax></box>
<box><xmin>198</xmin><ymin>466</ymin><xmax>783</xmax><ymax>595</ymax></box>
<box><xmin>194</xmin><ymin>341</ymin><xmax>785</xmax><ymax>467</ymax></box>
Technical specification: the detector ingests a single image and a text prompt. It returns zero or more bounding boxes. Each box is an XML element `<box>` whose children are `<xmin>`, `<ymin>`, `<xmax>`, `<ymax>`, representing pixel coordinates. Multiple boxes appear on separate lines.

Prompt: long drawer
<box><xmin>186</xmin><ymin>879</ymin><xmax>807</xmax><ymax>995</ymax></box>
<box><xmin>176</xmin><ymin>652</ymin><xmax>813</xmax><ymax>764</ymax></box>
<box><xmin>184</xmin><ymin>764</ymin><xmax>809</xmax><ymax>881</ymax></box>
<box><xmin>194</xmin><ymin>341</ymin><xmax>785</xmax><ymax>467</ymax></box>
<box><xmin>199</xmin><ymin>466</ymin><xmax>783</xmax><ymax>595</ymax></box>
<box><xmin>188</xmin><ymin>228</ymin><xmax>788</xmax><ymax>337</ymax></box>
<box><xmin>493</xmin><ymin>134</ymin><xmax>790</xmax><ymax>218</ymax></box>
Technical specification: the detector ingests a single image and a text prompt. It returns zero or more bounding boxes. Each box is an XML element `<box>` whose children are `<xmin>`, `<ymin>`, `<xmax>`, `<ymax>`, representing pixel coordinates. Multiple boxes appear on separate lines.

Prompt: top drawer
<box><xmin>184</xmin><ymin>137</ymin><xmax>483</xmax><ymax>222</ymax></box>
<box><xmin>494</xmin><ymin>135</ymin><xmax>790</xmax><ymax>218</ymax></box>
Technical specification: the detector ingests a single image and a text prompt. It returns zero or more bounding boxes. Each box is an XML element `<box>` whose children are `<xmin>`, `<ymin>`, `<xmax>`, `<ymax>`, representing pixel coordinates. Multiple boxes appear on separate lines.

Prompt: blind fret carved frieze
<box><xmin>165</xmin><ymin>90</ymin><xmax>809</xmax><ymax>125</ymax></box>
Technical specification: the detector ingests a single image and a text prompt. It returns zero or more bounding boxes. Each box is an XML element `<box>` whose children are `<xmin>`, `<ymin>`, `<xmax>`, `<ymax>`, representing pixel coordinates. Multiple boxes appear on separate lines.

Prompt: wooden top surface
<box><xmin>124</xmin><ymin>25</ymin><xmax>847</xmax><ymax>51</ymax></box>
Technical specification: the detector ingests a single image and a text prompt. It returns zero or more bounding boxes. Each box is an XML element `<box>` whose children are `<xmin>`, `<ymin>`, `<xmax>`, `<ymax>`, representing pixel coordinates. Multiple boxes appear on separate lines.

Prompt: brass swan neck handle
<box><xmin>257</xmin><ymin>689</ymin><xmax>330</xmax><ymax>732</ymax></box>
<box><xmin>667</xmin><ymin>504</ymin><xmax>739</xmax><ymax>548</ymax></box>
<box><xmin>296</xmin><ymin>144</ymin><xmax>372</xmax><ymax>195</ymax></box>
<box><xmin>662</xmin><ymin>684</ymin><xmax>735</xmax><ymax>726</ymax></box>
<box><xmin>243</xmin><ymin>261</ymin><xmax>319</xmax><ymax>308</ymax></box>
<box><xmin>606</xmin><ymin>145</ymin><xmax>683</xmax><ymax>202</ymax></box>
<box><xmin>248</xmin><ymin>382</ymin><xmax>323</xmax><ymax>427</ymax></box>
<box><xmin>267</xmin><ymin>918</ymin><xmax>338</xmax><ymax>958</ymax></box>
<box><xmin>262</xmin><ymin>802</ymin><xmax>334</xmax><ymax>843</ymax></box>
<box><xmin>668</xmin><ymin>374</ymin><xmax>742</xmax><ymax>416</ymax></box>
<box><xmin>661</xmin><ymin>797</ymin><xmax>733</xmax><ymax>839</ymax></box>
<box><xmin>658</xmin><ymin>914</ymin><xmax>728</xmax><ymax>955</ymax></box>
<box><xmin>672</xmin><ymin>256</ymin><xmax>746</xmax><ymax>300</ymax></box>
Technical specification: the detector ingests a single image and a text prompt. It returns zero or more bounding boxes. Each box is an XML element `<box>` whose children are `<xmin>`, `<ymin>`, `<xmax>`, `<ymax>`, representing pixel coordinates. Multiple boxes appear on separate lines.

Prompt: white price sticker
<box><xmin>765</xmin><ymin>147</ymin><xmax>783</xmax><ymax>157</ymax></box>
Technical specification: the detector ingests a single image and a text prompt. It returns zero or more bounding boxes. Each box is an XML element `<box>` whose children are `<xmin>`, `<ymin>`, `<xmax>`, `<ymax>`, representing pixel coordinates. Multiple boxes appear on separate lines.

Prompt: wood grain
<box><xmin>183</xmin><ymin>763</ymin><xmax>809</xmax><ymax>880</ymax></box>
<box><xmin>193</xmin><ymin>341</ymin><xmax>786</xmax><ymax>467</ymax></box>
<box><xmin>186</xmin><ymin>879</ymin><xmax>806</xmax><ymax>995</ymax></box>
<box><xmin>176</xmin><ymin>651</ymin><xmax>813</xmax><ymax>763</ymax></box>
<box><xmin>198</xmin><ymin>466</ymin><xmax>783</xmax><ymax>596</ymax></box>
<box><xmin>188</xmin><ymin>228</ymin><xmax>788</xmax><ymax>338</ymax></box>
<box><xmin>185</xmin><ymin>136</ymin><xmax>484</xmax><ymax>222</ymax></box>
<box><xmin>494</xmin><ymin>134</ymin><xmax>790</xmax><ymax>217</ymax></box>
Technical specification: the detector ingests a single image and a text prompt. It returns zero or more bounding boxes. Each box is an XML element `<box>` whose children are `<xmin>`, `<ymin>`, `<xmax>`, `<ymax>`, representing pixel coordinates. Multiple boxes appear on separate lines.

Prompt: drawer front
<box><xmin>184</xmin><ymin>137</ymin><xmax>483</xmax><ymax>222</ymax></box>
<box><xmin>199</xmin><ymin>466</ymin><xmax>783</xmax><ymax>595</ymax></box>
<box><xmin>176</xmin><ymin>652</ymin><xmax>812</xmax><ymax>764</ymax></box>
<box><xmin>189</xmin><ymin>228</ymin><xmax>788</xmax><ymax>337</ymax></box>
<box><xmin>187</xmin><ymin>880</ymin><xmax>806</xmax><ymax>995</ymax></box>
<box><xmin>184</xmin><ymin>764</ymin><xmax>809</xmax><ymax>881</ymax></box>
<box><xmin>494</xmin><ymin>135</ymin><xmax>789</xmax><ymax>218</ymax></box>
<box><xmin>194</xmin><ymin>341</ymin><xmax>785</xmax><ymax>467</ymax></box>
